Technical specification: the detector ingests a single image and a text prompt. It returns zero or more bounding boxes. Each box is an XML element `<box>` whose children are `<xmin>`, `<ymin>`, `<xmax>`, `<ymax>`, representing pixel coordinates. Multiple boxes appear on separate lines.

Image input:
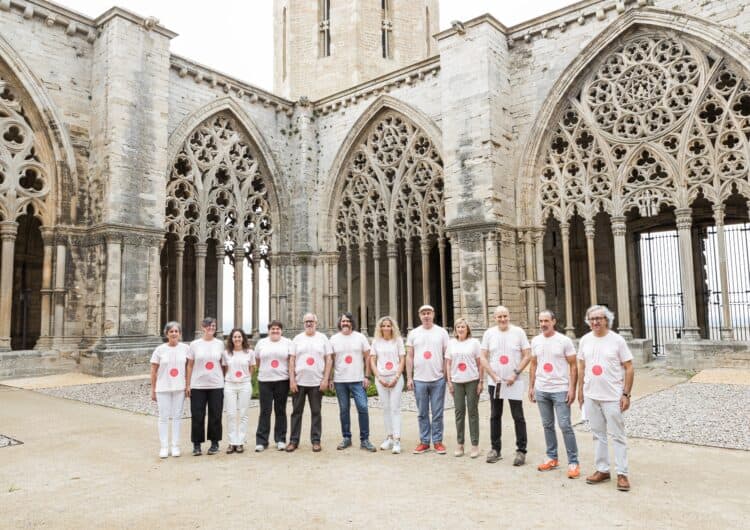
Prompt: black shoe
<box><xmin>337</xmin><ymin>438</ymin><xmax>353</xmax><ymax>450</ymax></box>
<box><xmin>208</xmin><ymin>442</ymin><xmax>219</xmax><ymax>455</ymax></box>
<box><xmin>192</xmin><ymin>443</ymin><xmax>202</xmax><ymax>456</ymax></box>
<box><xmin>236</xmin><ymin>445</ymin><xmax>244</xmax><ymax>453</ymax></box>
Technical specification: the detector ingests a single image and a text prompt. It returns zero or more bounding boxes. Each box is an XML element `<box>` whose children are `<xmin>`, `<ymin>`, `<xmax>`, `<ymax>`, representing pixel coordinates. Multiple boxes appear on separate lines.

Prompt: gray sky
<box><xmin>59</xmin><ymin>0</ymin><xmax>575</xmax><ymax>91</ymax></box>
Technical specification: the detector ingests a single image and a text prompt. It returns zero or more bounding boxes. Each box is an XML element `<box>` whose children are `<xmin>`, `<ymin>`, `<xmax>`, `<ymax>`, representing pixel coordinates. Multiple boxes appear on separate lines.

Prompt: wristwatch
<box><xmin>622</xmin><ymin>392</ymin><xmax>631</xmax><ymax>398</ymax></box>
<box><xmin>513</xmin><ymin>369</ymin><xmax>521</xmax><ymax>376</ymax></box>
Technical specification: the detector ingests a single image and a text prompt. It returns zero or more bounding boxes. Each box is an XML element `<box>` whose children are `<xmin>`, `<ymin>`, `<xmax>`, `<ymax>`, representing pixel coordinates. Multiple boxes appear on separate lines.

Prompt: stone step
<box><xmin>0</xmin><ymin>350</ymin><xmax>78</xmax><ymax>380</ymax></box>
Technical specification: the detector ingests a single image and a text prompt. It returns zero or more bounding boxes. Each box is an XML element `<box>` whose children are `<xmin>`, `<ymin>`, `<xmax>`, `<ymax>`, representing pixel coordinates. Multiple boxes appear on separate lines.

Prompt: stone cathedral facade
<box><xmin>1</xmin><ymin>0</ymin><xmax>750</xmax><ymax>375</ymax></box>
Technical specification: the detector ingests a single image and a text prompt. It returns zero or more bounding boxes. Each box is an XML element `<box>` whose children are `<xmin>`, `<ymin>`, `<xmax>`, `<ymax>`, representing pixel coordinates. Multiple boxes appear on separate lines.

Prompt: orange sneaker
<box><xmin>537</xmin><ymin>458</ymin><xmax>559</xmax><ymax>471</ymax></box>
<box><xmin>567</xmin><ymin>464</ymin><xmax>581</xmax><ymax>479</ymax></box>
<box><xmin>413</xmin><ymin>443</ymin><xmax>430</xmax><ymax>454</ymax></box>
<box><xmin>433</xmin><ymin>442</ymin><xmax>447</xmax><ymax>454</ymax></box>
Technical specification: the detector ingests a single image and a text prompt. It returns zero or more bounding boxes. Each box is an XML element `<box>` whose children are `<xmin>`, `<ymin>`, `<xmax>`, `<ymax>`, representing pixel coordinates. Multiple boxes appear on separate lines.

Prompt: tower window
<box><xmin>381</xmin><ymin>0</ymin><xmax>392</xmax><ymax>59</ymax></box>
<box><xmin>319</xmin><ymin>0</ymin><xmax>331</xmax><ymax>57</ymax></box>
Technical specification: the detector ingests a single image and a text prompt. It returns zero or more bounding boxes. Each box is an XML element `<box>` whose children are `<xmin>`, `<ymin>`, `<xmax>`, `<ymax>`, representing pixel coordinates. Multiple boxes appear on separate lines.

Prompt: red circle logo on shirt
<box><xmin>592</xmin><ymin>365</ymin><xmax>603</xmax><ymax>376</ymax></box>
<box><xmin>344</xmin><ymin>355</ymin><xmax>353</xmax><ymax>364</ymax></box>
<box><xmin>543</xmin><ymin>363</ymin><xmax>553</xmax><ymax>373</ymax></box>
<box><xmin>458</xmin><ymin>362</ymin><xmax>467</xmax><ymax>372</ymax></box>
<box><xmin>235</xmin><ymin>370</ymin><xmax>243</xmax><ymax>378</ymax></box>
<box><xmin>500</xmin><ymin>355</ymin><xmax>509</xmax><ymax>365</ymax></box>
<box><xmin>205</xmin><ymin>362</ymin><xmax>214</xmax><ymax>370</ymax></box>
<box><xmin>423</xmin><ymin>351</ymin><xmax>432</xmax><ymax>360</ymax></box>
<box><xmin>169</xmin><ymin>368</ymin><xmax>179</xmax><ymax>377</ymax></box>
<box><xmin>271</xmin><ymin>360</ymin><xmax>280</xmax><ymax>368</ymax></box>
<box><xmin>306</xmin><ymin>357</ymin><xmax>315</xmax><ymax>366</ymax></box>
<box><xmin>385</xmin><ymin>361</ymin><xmax>394</xmax><ymax>370</ymax></box>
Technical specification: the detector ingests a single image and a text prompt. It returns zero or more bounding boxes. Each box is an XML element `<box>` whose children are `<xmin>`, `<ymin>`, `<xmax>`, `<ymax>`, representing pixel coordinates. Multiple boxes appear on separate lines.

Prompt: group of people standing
<box><xmin>149</xmin><ymin>303</ymin><xmax>634</xmax><ymax>491</ymax></box>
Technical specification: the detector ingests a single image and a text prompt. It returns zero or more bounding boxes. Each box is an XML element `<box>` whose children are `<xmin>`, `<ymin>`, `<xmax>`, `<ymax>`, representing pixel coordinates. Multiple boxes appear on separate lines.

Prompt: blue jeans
<box><xmin>334</xmin><ymin>382</ymin><xmax>370</xmax><ymax>441</ymax></box>
<box><xmin>535</xmin><ymin>390</ymin><xmax>578</xmax><ymax>464</ymax></box>
<box><xmin>414</xmin><ymin>378</ymin><xmax>446</xmax><ymax>444</ymax></box>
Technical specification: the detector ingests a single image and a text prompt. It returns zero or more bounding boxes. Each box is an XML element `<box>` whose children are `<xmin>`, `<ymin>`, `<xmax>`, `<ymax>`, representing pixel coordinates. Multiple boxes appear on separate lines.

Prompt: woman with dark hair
<box><xmin>186</xmin><ymin>317</ymin><xmax>226</xmax><ymax>456</ymax></box>
<box><xmin>254</xmin><ymin>320</ymin><xmax>292</xmax><ymax>452</ymax></box>
<box><xmin>150</xmin><ymin>321</ymin><xmax>189</xmax><ymax>458</ymax></box>
<box><xmin>222</xmin><ymin>328</ymin><xmax>256</xmax><ymax>454</ymax></box>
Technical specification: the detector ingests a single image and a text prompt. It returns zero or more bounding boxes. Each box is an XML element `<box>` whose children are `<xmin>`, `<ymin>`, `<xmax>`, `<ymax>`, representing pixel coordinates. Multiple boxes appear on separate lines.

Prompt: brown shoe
<box><xmin>226</xmin><ymin>445</ymin><xmax>236</xmax><ymax>454</ymax></box>
<box><xmin>585</xmin><ymin>471</ymin><xmax>611</xmax><ymax>484</ymax></box>
<box><xmin>312</xmin><ymin>443</ymin><xmax>322</xmax><ymax>452</ymax></box>
<box><xmin>617</xmin><ymin>474</ymin><xmax>630</xmax><ymax>491</ymax></box>
<box><xmin>285</xmin><ymin>443</ymin><xmax>298</xmax><ymax>452</ymax></box>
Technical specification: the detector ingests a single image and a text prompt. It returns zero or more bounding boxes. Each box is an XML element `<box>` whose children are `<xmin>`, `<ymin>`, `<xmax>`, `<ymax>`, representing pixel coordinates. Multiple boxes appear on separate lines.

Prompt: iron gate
<box><xmin>638</xmin><ymin>230</ymin><xmax>684</xmax><ymax>355</ymax></box>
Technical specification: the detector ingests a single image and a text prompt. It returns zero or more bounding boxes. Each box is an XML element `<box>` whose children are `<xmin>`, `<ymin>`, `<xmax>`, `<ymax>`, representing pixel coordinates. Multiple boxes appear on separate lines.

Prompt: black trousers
<box><xmin>289</xmin><ymin>385</ymin><xmax>322</xmax><ymax>445</ymax></box>
<box><xmin>488</xmin><ymin>386</ymin><xmax>527</xmax><ymax>454</ymax></box>
<box><xmin>256</xmin><ymin>380</ymin><xmax>290</xmax><ymax>446</ymax></box>
<box><xmin>190</xmin><ymin>388</ymin><xmax>224</xmax><ymax>444</ymax></box>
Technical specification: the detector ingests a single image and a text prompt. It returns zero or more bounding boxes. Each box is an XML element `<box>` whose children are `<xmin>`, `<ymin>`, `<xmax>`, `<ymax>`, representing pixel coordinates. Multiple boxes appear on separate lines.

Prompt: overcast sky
<box><xmin>59</xmin><ymin>0</ymin><xmax>575</xmax><ymax>91</ymax></box>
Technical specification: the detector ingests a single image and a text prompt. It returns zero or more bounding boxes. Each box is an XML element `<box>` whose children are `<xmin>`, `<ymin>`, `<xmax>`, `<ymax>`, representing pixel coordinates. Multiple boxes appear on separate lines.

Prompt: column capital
<box><xmin>404</xmin><ymin>239</ymin><xmax>413</xmax><ymax>253</ymax></box>
<box><xmin>712</xmin><ymin>203</ymin><xmax>725</xmax><ymax>224</ymax></box>
<box><xmin>559</xmin><ymin>221</ymin><xmax>570</xmax><ymax>237</ymax></box>
<box><xmin>234</xmin><ymin>246</ymin><xmax>246</xmax><ymax>258</ymax></box>
<box><xmin>674</xmin><ymin>208</ymin><xmax>693</xmax><ymax>230</ymax></box>
<box><xmin>173</xmin><ymin>239</ymin><xmax>185</xmax><ymax>255</ymax></box>
<box><xmin>194</xmin><ymin>242</ymin><xmax>208</xmax><ymax>257</ymax></box>
<box><xmin>420</xmin><ymin>239</ymin><xmax>431</xmax><ymax>254</ymax></box>
<box><xmin>387</xmin><ymin>241</ymin><xmax>398</xmax><ymax>257</ymax></box>
<box><xmin>372</xmin><ymin>241</ymin><xmax>382</xmax><ymax>258</ymax></box>
<box><xmin>611</xmin><ymin>216</ymin><xmax>626</xmax><ymax>236</ymax></box>
<box><xmin>216</xmin><ymin>244</ymin><xmax>227</xmax><ymax>260</ymax></box>
<box><xmin>40</xmin><ymin>226</ymin><xmax>55</xmax><ymax>245</ymax></box>
<box><xmin>584</xmin><ymin>219</ymin><xmax>596</xmax><ymax>239</ymax></box>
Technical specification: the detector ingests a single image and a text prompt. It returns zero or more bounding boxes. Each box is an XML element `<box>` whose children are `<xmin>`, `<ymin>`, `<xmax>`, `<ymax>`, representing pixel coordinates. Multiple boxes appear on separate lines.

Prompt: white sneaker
<box><xmin>392</xmin><ymin>441</ymin><xmax>401</xmax><ymax>454</ymax></box>
<box><xmin>255</xmin><ymin>444</ymin><xmax>265</xmax><ymax>452</ymax></box>
<box><xmin>171</xmin><ymin>446</ymin><xmax>181</xmax><ymax>457</ymax></box>
<box><xmin>276</xmin><ymin>441</ymin><xmax>287</xmax><ymax>451</ymax></box>
<box><xmin>380</xmin><ymin>438</ymin><xmax>394</xmax><ymax>451</ymax></box>
<box><xmin>159</xmin><ymin>447</ymin><xmax>169</xmax><ymax>459</ymax></box>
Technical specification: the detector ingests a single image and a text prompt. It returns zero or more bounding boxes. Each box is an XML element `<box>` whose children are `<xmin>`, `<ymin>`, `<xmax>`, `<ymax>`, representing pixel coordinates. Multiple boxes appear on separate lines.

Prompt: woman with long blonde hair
<box><xmin>370</xmin><ymin>316</ymin><xmax>406</xmax><ymax>454</ymax></box>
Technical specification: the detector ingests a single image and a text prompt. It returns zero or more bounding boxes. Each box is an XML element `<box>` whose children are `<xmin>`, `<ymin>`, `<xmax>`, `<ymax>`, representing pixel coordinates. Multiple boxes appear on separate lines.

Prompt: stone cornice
<box><xmin>2</xmin><ymin>0</ymin><xmax>97</xmax><ymax>42</ymax></box>
<box><xmin>94</xmin><ymin>7</ymin><xmax>177</xmax><ymax>39</ymax></box>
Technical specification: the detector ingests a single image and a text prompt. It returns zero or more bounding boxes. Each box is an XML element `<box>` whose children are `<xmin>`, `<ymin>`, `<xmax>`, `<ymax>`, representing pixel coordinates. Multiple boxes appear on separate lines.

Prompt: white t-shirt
<box><xmin>330</xmin><ymin>331</ymin><xmax>371</xmax><ymax>383</ymax></box>
<box><xmin>531</xmin><ymin>332</ymin><xmax>576</xmax><ymax>393</ymax></box>
<box><xmin>371</xmin><ymin>337</ymin><xmax>405</xmax><ymax>378</ymax></box>
<box><xmin>446</xmin><ymin>337</ymin><xmax>481</xmax><ymax>383</ymax></box>
<box><xmin>222</xmin><ymin>350</ymin><xmax>255</xmax><ymax>384</ymax></box>
<box><xmin>406</xmin><ymin>325</ymin><xmax>449</xmax><ymax>382</ymax></box>
<box><xmin>150</xmin><ymin>342</ymin><xmax>190</xmax><ymax>393</ymax></box>
<box><xmin>255</xmin><ymin>336</ymin><xmax>292</xmax><ymax>382</ymax></box>
<box><xmin>578</xmin><ymin>331</ymin><xmax>634</xmax><ymax>401</ymax></box>
<box><xmin>480</xmin><ymin>325</ymin><xmax>530</xmax><ymax>387</ymax></box>
<box><xmin>188</xmin><ymin>338</ymin><xmax>225</xmax><ymax>389</ymax></box>
<box><xmin>291</xmin><ymin>331</ymin><xmax>333</xmax><ymax>387</ymax></box>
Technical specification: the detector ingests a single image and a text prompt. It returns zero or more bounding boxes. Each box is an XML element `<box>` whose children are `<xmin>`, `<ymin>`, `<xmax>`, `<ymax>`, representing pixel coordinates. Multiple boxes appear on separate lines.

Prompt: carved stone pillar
<box><xmin>147</xmin><ymin>240</ymin><xmax>162</xmax><ymax>337</ymax></box>
<box><xmin>534</xmin><ymin>228</ymin><xmax>547</xmax><ymax>312</ymax></box>
<box><xmin>38</xmin><ymin>228</ymin><xmax>54</xmax><ymax>343</ymax></box>
<box><xmin>330</xmin><ymin>253</ymin><xmax>340</xmax><ymax>332</ymax></box>
<box><xmin>252</xmin><ymin>250</ymin><xmax>260</xmax><ymax>337</ymax></box>
<box><xmin>194</xmin><ymin>242</ymin><xmax>207</xmax><ymax>339</ymax></box>
<box><xmin>53</xmin><ymin>241</ymin><xmax>67</xmax><ymax>338</ymax></box>
<box><xmin>405</xmin><ymin>239</ymin><xmax>414</xmax><ymax>330</ymax></box>
<box><xmin>712</xmin><ymin>205</ymin><xmax>734</xmax><ymax>340</ymax></box>
<box><xmin>103</xmin><ymin>233</ymin><xmax>122</xmax><ymax>338</ymax></box>
<box><xmin>373</xmin><ymin>243</ymin><xmax>381</xmax><ymax>322</ymax></box>
<box><xmin>523</xmin><ymin>230</ymin><xmax>536</xmax><ymax>332</ymax></box>
<box><xmin>234</xmin><ymin>246</ymin><xmax>245</xmax><ymax>329</ymax></box>
<box><xmin>346</xmin><ymin>244</ymin><xmax>353</xmax><ymax>312</ymax></box>
<box><xmin>387</xmin><ymin>241</ymin><xmax>398</xmax><ymax>322</ymax></box>
<box><xmin>675</xmin><ymin>208</ymin><xmax>701</xmax><ymax>340</ymax></box>
<box><xmin>610</xmin><ymin>217</ymin><xmax>632</xmax><ymax>339</ymax></box>
<box><xmin>174</xmin><ymin>239</ymin><xmax>185</xmax><ymax>326</ymax></box>
<box><xmin>215</xmin><ymin>244</ymin><xmax>225</xmax><ymax>335</ymax></box>
<box><xmin>421</xmin><ymin>239</ymin><xmax>430</xmax><ymax>304</ymax></box>
<box><xmin>359</xmin><ymin>244</ymin><xmax>368</xmax><ymax>335</ymax></box>
<box><xmin>0</xmin><ymin>221</ymin><xmax>18</xmax><ymax>349</ymax></box>
<box><xmin>584</xmin><ymin>219</ymin><xmax>597</xmax><ymax>306</ymax></box>
<box><xmin>560</xmin><ymin>222</ymin><xmax>575</xmax><ymax>338</ymax></box>
<box><xmin>438</xmin><ymin>236</ymin><xmax>447</xmax><ymax>328</ymax></box>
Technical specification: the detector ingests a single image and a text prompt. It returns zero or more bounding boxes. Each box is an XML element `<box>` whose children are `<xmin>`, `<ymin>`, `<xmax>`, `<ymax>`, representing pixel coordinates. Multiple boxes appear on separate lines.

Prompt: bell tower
<box><xmin>274</xmin><ymin>0</ymin><xmax>440</xmax><ymax>100</ymax></box>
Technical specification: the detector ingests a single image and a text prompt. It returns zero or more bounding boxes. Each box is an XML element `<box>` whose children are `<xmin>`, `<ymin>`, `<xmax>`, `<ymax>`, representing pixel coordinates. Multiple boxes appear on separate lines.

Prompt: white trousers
<box><xmin>586</xmin><ymin>398</ymin><xmax>629</xmax><ymax>476</ymax></box>
<box><xmin>224</xmin><ymin>382</ymin><xmax>252</xmax><ymax>446</ymax></box>
<box><xmin>375</xmin><ymin>375</ymin><xmax>404</xmax><ymax>438</ymax></box>
<box><xmin>156</xmin><ymin>390</ymin><xmax>185</xmax><ymax>449</ymax></box>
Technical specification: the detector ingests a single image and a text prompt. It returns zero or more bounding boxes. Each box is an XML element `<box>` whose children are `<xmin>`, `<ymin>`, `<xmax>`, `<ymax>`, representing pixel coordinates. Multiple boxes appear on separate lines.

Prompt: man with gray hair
<box><xmin>577</xmin><ymin>305</ymin><xmax>635</xmax><ymax>492</ymax></box>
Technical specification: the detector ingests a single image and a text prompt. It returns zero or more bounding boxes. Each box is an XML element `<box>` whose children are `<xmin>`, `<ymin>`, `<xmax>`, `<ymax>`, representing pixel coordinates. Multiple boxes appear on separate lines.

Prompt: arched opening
<box><xmin>9</xmin><ymin>211</ymin><xmax>43</xmax><ymax>349</ymax></box>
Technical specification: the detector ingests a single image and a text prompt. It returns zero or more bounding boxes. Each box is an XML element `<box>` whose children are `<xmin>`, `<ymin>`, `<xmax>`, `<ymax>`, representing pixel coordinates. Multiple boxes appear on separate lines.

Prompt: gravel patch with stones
<box><xmin>36</xmin><ymin>379</ymin><xmax>487</xmax><ymax>417</ymax></box>
<box><xmin>575</xmin><ymin>382</ymin><xmax>750</xmax><ymax>451</ymax></box>
<box><xmin>0</xmin><ymin>434</ymin><xmax>22</xmax><ymax>448</ymax></box>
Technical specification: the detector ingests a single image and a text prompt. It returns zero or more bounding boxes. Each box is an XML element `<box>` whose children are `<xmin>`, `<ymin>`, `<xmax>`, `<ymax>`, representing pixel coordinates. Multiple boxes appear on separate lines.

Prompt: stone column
<box><xmin>438</xmin><ymin>236</ymin><xmax>447</xmax><ymax>328</ymax></box>
<box><xmin>174</xmin><ymin>240</ymin><xmax>185</xmax><ymax>326</ymax></box>
<box><xmin>584</xmin><ymin>219</ymin><xmax>597</xmax><ymax>306</ymax></box>
<box><xmin>215</xmin><ymin>244</ymin><xmax>225</xmax><ymax>335</ymax></box>
<box><xmin>147</xmin><ymin>241</ymin><xmax>162</xmax><ymax>337</ymax></box>
<box><xmin>534</xmin><ymin>229</ymin><xmax>547</xmax><ymax>312</ymax></box>
<box><xmin>420</xmin><ymin>239</ymin><xmax>430</xmax><ymax>304</ymax></box>
<box><xmin>560</xmin><ymin>222</ymin><xmax>575</xmax><ymax>338</ymax></box>
<box><xmin>103</xmin><ymin>234</ymin><xmax>122</xmax><ymax>337</ymax></box>
<box><xmin>38</xmin><ymin>228</ymin><xmax>54</xmax><ymax>342</ymax></box>
<box><xmin>194</xmin><ymin>242</ymin><xmax>207</xmax><ymax>339</ymax></box>
<box><xmin>0</xmin><ymin>222</ymin><xmax>18</xmax><ymax>349</ymax></box>
<box><xmin>387</xmin><ymin>241</ymin><xmax>398</xmax><ymax>322</ymax></box>
<box><xmin>53</xmin><ymin>242</ymin><xmax>67</xmax><ymax>338</ymax></box>
<box><xmin>359</xmin><ymin>244</ymin><xmax>368</xmax><ymax>335</ymax></box>
<box><xmin>373</xmin><ymin>243</ymin><xmax>381</xmax><ymax>322</ymax></box>
<box><xmin>523</xmin><ymin>230</ymin><xmax>536</xmax><ymax>331</ymax></box>
<box><xmin>346</xmin><ymin>244</ymin><xmax>353</xmax><ymax>312</ymax></box>
<box><xmin>610</xmin><ymin>217</ymin><xmax>633</xmax><ymax>339</ymax></box>
<box><xmin>234</xmin><ymin>246</ymin><xmax>245</xmax><ymax>329</ymax></box>
<box><xmin>251</xmin><ymin>250</ymin><xmax>260</xmax><ymax>337</ymax></box>
<box><xmin>330</xmin><ymin>253</ymin><xmax>340</xmax><ymax>331</ymax></box>
<box><xmin>712</xmin><ymin>205</ymin><xmax>734</xmax><ymax>340</ymax></box>
<box><xmin>675</xmin><ymin>208</ymin><xmax>701</xmax><ymax>340</ymax></box>
<box><xmin>405</xmin><ymin>239</ymin><xmax>414</xmax><ymax>330</ymax></box>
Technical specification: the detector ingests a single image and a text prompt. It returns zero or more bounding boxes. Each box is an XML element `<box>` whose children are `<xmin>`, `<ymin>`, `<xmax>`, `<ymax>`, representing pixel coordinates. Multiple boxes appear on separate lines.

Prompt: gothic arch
<box><xmin>319</xmin><ymin>95</ymin><xmax>443</xmax><ymax>250</ymax></box>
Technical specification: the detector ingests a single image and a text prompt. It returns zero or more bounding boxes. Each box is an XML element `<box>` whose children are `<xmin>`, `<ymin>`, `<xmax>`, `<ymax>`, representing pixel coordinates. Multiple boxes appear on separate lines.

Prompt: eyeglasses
<box><xmin>589</xmin><ymin>316</ymin><xmax>607</xmax><ymax>322</ymax></box>
<box><xmin>304</xmin><ymin>320</ymin><xmax>315</xmax><ymax>324</ymax></box>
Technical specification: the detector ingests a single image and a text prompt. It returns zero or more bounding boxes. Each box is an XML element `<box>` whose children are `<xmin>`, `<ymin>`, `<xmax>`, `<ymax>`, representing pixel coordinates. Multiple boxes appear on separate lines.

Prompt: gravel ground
<box><xmin>0</xmin><ymin>434</ymin><xmax>22</xmax><ymax>448</ymax></box>
<box><xmin>36</xmin><ymin>379</ymin><xmax>487</xmax><ymax>417</ymax></box>
<box><xmin>575</xmin><ymin>382</ymin><xmax>750</xmax><ymax>451</ymax></box>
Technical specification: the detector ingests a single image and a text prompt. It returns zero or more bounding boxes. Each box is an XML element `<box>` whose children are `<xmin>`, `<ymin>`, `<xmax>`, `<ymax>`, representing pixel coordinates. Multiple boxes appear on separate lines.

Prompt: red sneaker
<box><xmin>433</xmin><ymin>442</ymin><xmax>447</xmax><ymax>454</ymax></box>
<box><xmin>412</xmin><ymin>443</ymin><xmax>430</xmax><ymax>454</ymax></box>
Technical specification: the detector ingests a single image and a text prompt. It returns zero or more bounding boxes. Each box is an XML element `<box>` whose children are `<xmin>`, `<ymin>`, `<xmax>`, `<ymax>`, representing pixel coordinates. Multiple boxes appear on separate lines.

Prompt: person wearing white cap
<box><xmin>406</xmin><ymin>304</ymin><xmax>450</xmax><ymax>455</ymax></box>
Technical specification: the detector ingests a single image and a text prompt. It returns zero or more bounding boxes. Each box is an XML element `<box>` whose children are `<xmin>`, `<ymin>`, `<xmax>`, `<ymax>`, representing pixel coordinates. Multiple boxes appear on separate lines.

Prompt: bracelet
<box><xmin>623</xmin><ymin>392</ymin><xmax>631</xmax><ymax>398</ymax></box>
